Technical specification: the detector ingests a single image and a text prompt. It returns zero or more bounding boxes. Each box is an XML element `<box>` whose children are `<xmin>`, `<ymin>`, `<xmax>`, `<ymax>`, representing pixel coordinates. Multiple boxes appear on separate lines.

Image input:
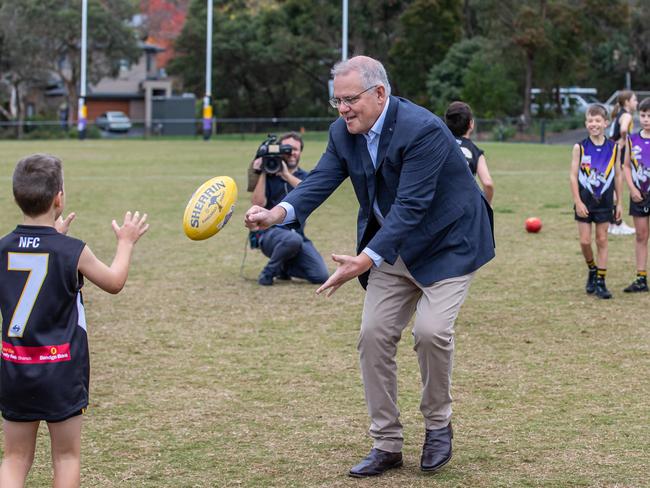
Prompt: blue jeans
<box><xmin>259</xmin><ymin>227</ymin><xmax>329</xmax><ymax>284</ymax></box>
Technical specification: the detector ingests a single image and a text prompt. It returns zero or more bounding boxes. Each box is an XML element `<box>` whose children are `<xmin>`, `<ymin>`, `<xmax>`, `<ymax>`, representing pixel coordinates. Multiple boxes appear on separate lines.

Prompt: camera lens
<box><xmin>263</xmin><ymin>156</ymin><xmax>282</xmax><ymax>174</ymax></box>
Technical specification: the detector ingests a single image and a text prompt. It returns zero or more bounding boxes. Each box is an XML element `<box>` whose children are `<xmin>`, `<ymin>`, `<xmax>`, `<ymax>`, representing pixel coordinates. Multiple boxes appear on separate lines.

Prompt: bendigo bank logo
<box><xmin>2</xmin><ymin>341</ymin><xmax>71</xmax><ymax>364</ymax></box>
<box><xmin>190</xmin><ymin>180</ymin><xmax>226</xmax><ymax>228</ymax></box>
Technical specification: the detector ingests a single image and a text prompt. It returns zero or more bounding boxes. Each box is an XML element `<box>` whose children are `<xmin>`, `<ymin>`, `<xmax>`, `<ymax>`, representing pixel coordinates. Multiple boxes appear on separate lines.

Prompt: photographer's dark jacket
<box><xmin>282</xmin><ymin>95</ymin><xmax>495</xmax><ymax>288</ymax></box>
<box><xmin>266</xmin><ymin>168</ymin><xmax>308</xmax><ymax>234</ymax></box>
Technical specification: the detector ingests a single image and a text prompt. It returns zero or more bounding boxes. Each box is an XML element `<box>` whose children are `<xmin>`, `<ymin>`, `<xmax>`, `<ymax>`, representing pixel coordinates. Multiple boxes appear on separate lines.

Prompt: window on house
<box><xmin>119</xmin><ymin>59</ymin><xmax>129</xmax><ymax>79</ymax></box>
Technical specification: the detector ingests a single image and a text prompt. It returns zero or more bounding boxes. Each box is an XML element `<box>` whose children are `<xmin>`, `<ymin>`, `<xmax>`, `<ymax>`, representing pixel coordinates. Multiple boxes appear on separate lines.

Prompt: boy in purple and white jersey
<box><xmin>622</xmin><ymin>98</ymin><xmax>650</xmax><ymax>292</ymax></box>
<box><xmin>570</xmin><ymin>104</ymin><xmax>622</xmax><ymax>299</ymax></box>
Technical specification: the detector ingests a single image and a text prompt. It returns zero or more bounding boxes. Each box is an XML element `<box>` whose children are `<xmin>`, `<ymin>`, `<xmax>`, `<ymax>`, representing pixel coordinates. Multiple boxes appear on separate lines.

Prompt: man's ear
<box><xmin>376</xmin><ymin>84</ymin><xmax>387</xmax><ymax>102</ymax></box>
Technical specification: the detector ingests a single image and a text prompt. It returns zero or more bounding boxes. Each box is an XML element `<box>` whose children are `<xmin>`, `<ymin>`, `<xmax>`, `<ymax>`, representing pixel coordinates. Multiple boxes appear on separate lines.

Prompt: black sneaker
<box><xmin>258</xmin><ymin>269</ymin><xmax>274</xmax><ymax>286</ymax></box>
<box><xmin>623</xmin><ymin>278</ymin><xmax>649</xmax><ymax>293</ymax></box>
<box><xmin>595</xmin><ymin>278</ymin><xmax>612</xmax><ymax>299</ymax></box>
<box><xmin>276</xmin><ymin>268</ymin><xmax>291</xmax><ymax>281</ymax></box>
<box><xmin>586</xmin><ymin>268</ymin><xmax>597</xmax><ymax>294</ymax></box>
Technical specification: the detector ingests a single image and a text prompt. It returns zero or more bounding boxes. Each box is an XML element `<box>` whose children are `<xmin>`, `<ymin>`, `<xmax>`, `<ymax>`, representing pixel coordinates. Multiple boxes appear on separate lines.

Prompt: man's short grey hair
<box><xmin>331</xmin><ymin>56</ymin><xmax>392</xmax><ymax>96</ymax></box>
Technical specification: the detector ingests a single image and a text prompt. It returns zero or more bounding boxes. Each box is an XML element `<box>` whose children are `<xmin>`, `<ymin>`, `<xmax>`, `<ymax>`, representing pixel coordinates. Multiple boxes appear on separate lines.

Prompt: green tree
<box><xmin>0</xmin><ymin>0</ymin><xmax>51</xmax><ymax>136</ymax></box>
<box><xmin>426</xmin><ymin>37</ymin><xmax>484</xmax><ymax>114</ymax></box>
<box><xmin>388</xmin><ymin>0</ymin><xmax>462</xmax><ymax>106</ymax></box>
<box><xmin>48</xmin><ymin>0</ymin><xmax>139</xmax><ymax>123</ymax></box>
<box><xmin>1</xmin><ymin>0</ymin><xmax>140</xmax><ymax>125</ymax></box>
<box><xmin>347</xmin><ymin>0</ymin><xmax>407</xmax><ymax>61</ymax></box>
<box><xmin>628</xmin><ymin>0</ymin><xmax>650</xmax><ymax>90</ymax></box>
<box><xmin>170</xmin><ymin>0</ymin><xmax>340</xmax><ymax>117</ymax></box>
<box><xmin>464</xmin><ymin>0</ymin><xmax>634</xmax><ymax>121</ymax></box>
<box><xmin>461</xmin><ymin>51</ymin><xmax>519</xmax><ymax>118</ymax></box>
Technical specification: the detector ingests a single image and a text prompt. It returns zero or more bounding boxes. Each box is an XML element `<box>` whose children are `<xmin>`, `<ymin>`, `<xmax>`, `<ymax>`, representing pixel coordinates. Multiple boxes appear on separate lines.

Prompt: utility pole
<box><xmin>203</xmin><ymin>0</ymin><xmax>213</xmax><ymax>140</ymax></box>
<box><xmin>78</xmin><ymin>0</ymin><xmax>88</xmax><ymax>140</ymax></box>
<box><xmin>342</xmin><ymin>0</ymin><xmax>348</xmax><ymax>61</ymax></box>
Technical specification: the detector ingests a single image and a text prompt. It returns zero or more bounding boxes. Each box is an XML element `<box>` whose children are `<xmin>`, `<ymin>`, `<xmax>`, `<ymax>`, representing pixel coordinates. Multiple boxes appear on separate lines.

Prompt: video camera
<box><xmin>255</xmin><ymin>134</ymin><xmax>293</xmax><ymax>175</ymax></box>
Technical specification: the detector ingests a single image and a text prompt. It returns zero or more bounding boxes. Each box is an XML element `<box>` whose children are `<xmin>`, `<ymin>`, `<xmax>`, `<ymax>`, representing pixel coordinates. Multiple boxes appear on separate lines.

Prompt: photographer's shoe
<box><xmin>595</xmin><ymin>278</ymin><xmax>612</xmax><ymax>299</ymax></box>
<box><xmin>276</xmin><ymin>268</ymin><xmax>291</xmax><ymax>281</ymax></box>
<box><xmin>623</xmin><ymin>277</ymin><xmax>649</xmax><ymax>293</ymax></box>
<box><xmin>585</xmin><ymin>268</ymin><xmax>597</xmax><ymax>294</ymax></box>
<box><xmin>258</xmin><ymin>269</ymin><xmax>274</xmax><ymax>286</ymax></box>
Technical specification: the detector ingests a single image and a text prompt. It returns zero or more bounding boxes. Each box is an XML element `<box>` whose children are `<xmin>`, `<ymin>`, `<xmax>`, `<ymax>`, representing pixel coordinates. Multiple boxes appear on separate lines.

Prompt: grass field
<box><xmin>0</xmin><ymin>137</ymin><xmax>648</xmax><ymax>487</ymax></box>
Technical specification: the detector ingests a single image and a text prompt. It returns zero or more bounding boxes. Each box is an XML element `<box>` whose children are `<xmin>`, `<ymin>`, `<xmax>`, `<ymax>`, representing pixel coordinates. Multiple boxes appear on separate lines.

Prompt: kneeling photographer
<box><xmin>249</xmin><ymin>132</ymin><xmax>329</xmax><ymax>286</ymax></box>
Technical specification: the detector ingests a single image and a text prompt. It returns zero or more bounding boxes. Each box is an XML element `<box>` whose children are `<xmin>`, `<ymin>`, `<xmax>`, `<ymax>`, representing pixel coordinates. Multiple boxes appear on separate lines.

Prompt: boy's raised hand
<box><xmin>55</xmin><ymin>213</ymin><xmax>76</xmax><ymax>235</ymax></box>
<box><xmin>112</xmin><ymin>211</ymin><xmax>149</xmax><ymax>244</ymax></box>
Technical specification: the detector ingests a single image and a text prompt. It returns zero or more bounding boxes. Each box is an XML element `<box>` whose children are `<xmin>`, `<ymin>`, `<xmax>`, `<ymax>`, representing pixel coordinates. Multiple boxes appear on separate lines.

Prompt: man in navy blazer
<box><xmin>245</xmin><ymin>56</ymin><xmax>494</xmax><ymax>477</ymax></box>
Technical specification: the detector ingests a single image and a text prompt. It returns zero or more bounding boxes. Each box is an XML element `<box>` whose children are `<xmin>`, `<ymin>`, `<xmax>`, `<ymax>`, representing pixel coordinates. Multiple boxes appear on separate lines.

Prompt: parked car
<box><xmin>531</xmin><ymin>88</ymin><xmax>602</xmax><ymax>116</ymax></box>
<box><xmin>95</xmin><ymin>111</ymin><xmax>132</xmax><ymax>132</ymax></box>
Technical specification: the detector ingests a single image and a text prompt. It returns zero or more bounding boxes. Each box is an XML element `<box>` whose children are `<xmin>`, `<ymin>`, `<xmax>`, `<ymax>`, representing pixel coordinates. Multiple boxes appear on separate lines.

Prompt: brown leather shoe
<box><xmin>348</xmin><ymin>448</ymin><xmax>403</xmax><ymax>477</ymax></box>
<box><xmin>420</xmin><ymin>423</ymin><xmax>453</xmax><ymax>472</ymax></box>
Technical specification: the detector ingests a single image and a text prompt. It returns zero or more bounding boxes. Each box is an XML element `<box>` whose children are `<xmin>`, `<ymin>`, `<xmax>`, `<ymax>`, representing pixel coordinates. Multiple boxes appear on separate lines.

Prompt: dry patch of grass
<box><xmin>0</xmin><ymin>139</ymin><xmax>648</xmax><ymax>487</ymax></box>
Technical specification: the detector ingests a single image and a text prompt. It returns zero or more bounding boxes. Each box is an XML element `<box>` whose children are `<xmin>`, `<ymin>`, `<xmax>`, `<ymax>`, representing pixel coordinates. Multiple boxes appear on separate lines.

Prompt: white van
<box><xmin>531</xmin><ymin>87</ymin><xmax>601</xmax><ymax>115</ymax></box>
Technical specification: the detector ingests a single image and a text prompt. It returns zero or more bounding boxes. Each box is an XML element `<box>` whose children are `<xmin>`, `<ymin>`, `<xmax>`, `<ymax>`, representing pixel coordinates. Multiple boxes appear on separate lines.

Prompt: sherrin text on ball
<box><xmin>183</xmin><ymin>176</ymin><xmax>237</xmax><ymax>240</ymax></box>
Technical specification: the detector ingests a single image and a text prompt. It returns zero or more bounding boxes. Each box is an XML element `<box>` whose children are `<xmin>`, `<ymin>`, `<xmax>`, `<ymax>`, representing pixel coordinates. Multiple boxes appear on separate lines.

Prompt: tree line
<box><xmin>170</xmin><ymin>0</ymin><xmax>649</xmax><ymax>122</ymax></box>
<box><xmin>0</xmin><ymin>0</ymin><xmax>140</xmax><ymax>136</ymax></box>
<box><xmin>1</xmin><ymin>0</ymin><xmax>648</xmax><ymax>132</ymax></box>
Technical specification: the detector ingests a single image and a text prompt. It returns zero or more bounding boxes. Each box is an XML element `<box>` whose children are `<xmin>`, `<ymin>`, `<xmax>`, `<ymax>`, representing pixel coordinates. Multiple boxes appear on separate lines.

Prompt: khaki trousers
<box><xmin>357</xmin><ymin>257</ymin><xmax>474</xmax><ymax>452</ymax></box>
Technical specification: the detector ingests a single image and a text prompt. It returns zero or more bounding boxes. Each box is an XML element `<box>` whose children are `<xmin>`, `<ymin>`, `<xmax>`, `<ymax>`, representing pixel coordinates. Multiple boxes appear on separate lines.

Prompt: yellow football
<box><xmin>182</xmin><ymin>176</ymin><xmax>238</xmax><ymax>240</ymax></box>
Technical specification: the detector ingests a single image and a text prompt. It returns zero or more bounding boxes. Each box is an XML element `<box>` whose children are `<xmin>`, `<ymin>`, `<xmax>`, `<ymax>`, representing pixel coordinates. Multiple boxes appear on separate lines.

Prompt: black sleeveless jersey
<box><xmin>611</xmin><ymin>109</ymin><xmax>633</xmax><ymax>166</ymax></box>
<box><xmin>0</xmin><ymin>225</ymin><xmax>88</xmax><ymax>421</ymax></box>
<box><xmin>611</xmin><ymin>108</ymin><xmax>633</xmax><ymax>142</ymax></box>
<box><xmin>455</xmin><ymin>137</ymin><xmax>484</xmax><ymax>176</ymax></box>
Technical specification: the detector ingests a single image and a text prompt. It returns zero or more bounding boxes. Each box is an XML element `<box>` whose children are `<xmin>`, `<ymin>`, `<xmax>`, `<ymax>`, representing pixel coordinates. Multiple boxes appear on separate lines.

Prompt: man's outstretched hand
<box><xmin>316</xmin><ymin>253</ymin><xmax>373</xmax><ymax>297</ymax></box>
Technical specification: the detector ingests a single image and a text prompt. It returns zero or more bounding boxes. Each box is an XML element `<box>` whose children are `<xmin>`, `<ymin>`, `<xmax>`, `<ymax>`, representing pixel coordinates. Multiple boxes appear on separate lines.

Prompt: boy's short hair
<box><xmin>638</xmin><ymin>98</ymin><xmax>650</xmax><ymax>113</ymax></box>
<box><xmin>585</xmin><ymin>104</ymin><xmax>608</xmax><ymax>120</ymax></box>
<box><xmin>279</xmin><ymin>131</ymin><xmax>304</xmax><ymax>150</ymax></box>
<box><xmin>13</xmin><ymin>154</ymin><xmax>63</xmax><ymax>217</ymax></box>
<box><xmin>444</xmin><ymin>101</ymin><xmax>473</xmax><ymax>137</ymax></box>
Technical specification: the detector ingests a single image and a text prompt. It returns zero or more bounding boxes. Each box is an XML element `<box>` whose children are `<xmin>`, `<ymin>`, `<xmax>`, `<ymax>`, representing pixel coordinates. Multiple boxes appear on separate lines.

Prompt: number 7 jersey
<box><xmin>0</xmin><ymin>225</ymin><xmax>88</xmax><ymax>421</ymax></box>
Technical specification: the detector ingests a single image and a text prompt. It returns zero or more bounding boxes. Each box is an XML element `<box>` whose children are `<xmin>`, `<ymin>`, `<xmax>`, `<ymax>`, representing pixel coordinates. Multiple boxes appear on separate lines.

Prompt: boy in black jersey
<box><xmin>0</xmin><ymin>154</ymin><xmax>149</xmax><ymax>487</ymax></box>
<box><xmin>444</xmin><ymin>101</ymin><xmax>494</xmax><ymax>204</ymax></box>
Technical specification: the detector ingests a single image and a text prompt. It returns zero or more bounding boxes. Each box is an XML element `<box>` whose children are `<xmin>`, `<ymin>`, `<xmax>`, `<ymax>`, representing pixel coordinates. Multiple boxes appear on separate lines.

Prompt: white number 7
<box><xmin>7</xmin><ymin>253</ymin><xmax>49</xmax><ymax>338</ymax></box>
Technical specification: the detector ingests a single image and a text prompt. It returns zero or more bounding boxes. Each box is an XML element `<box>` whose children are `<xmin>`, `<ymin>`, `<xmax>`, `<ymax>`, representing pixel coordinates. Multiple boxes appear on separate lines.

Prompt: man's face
<box><xmin>281</xmin><ymin>137</ymin><xmax>302</xmax><ymax>167</ymax></box>
<box><xmin>333</xmin><ymin>71</ymin><xmax>386</xmax><ymax>135</ymax></box>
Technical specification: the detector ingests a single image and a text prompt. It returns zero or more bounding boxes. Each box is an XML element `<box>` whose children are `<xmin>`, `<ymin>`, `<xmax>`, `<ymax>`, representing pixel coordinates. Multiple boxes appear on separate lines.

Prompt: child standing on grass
<box><xmin>622</xmin><ymin>98</ymin><xmax>650</xmax><ymax>292</ymax></box>
<box><xmin>444</xmin><ymin>101</ymin><xmax>495</xmax><ymax>204</ymax></box>
<box><xmin>609</xmin><ymin>90</ymin><xmax>638</xmax><ymax>235</ymax></box>
<box><xmin>0</xmin><ymin>154</ymin><xmax>149</xmax><ymax>488</ymax></box>
<box><xmin>570</xmin><ymin>104</ymin><xmax>622</xmax><ymax>299</ymax></box>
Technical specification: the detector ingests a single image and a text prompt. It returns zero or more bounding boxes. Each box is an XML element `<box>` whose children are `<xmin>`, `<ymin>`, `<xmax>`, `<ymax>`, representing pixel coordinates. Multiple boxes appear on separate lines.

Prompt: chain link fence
<box><xmin>0</xmin><ymin>116</ymin><xmax>587</xmax><ymax>143</ymax></box>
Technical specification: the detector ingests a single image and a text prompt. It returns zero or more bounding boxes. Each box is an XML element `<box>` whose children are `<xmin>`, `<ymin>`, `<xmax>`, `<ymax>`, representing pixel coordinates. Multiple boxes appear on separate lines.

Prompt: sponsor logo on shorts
<box><xmin>2</xmin><ymin>341</ymin><xmax>71</xmax><ymax>364</ymax></box>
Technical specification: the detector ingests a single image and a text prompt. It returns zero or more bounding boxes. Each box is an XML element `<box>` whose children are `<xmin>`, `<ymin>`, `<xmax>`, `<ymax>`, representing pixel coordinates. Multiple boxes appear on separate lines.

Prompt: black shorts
<box><xmin>629</xmin><ymin>197</ymin><xmax>650</xmax><ymax>217</ymax></box>
<box><xmin>574</xmin><ymin>207</ymin><xmax>615</xmax><ymax>224</ymax></box>
<box><xmin>1</xmin><ymin>408</ymin><xmax>85</xmax><ymax>423</ymax></box>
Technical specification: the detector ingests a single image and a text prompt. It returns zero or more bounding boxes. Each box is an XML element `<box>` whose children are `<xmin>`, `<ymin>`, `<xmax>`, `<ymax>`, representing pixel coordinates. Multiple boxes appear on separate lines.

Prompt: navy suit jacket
<box><xmin>283</xmin><ymin>96</ymin><xmax>495</xmax><ymax>288</ymax></box>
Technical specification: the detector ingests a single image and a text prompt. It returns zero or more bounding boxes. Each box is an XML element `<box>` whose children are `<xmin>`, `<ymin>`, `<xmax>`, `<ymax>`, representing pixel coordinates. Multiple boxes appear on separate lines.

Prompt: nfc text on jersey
<box><xmin>18</xmin><ymin>237</ymin><xmax>40</xmax><ymax>248</ymax></box>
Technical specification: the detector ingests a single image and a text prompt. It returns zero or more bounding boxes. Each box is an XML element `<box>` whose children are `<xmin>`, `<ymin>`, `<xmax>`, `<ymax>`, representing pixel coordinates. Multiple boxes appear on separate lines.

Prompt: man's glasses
<box><xmin>329</xmin><ymin>85</ymin><xmax>378</xmax><ymax>109</ymax></box>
